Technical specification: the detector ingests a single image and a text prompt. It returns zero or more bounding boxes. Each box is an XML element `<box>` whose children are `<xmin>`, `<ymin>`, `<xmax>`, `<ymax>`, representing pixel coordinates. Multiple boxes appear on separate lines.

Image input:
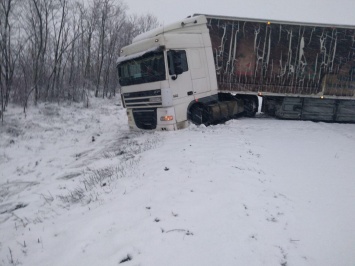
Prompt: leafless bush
<box><xmin>57</xmin><ymin>163</ymin><xmax>131</xmax><ymax>204</ymax></box>
<box><xmin>8</xmin><ymin>247</ymin><xmax>20</xmax><ymax>265</ymax></box>
<box><xmin>57</xmin><ymin>132</ymin><xmax>160</xmax><ymax>205</ymax></box>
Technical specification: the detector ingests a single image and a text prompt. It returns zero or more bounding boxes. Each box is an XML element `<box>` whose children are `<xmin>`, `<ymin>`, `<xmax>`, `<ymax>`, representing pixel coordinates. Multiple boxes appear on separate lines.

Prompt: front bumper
<box><xmin>127</xmin><ymin>107</ymin><xmax>183</xmax><ymax>131</ymax></box>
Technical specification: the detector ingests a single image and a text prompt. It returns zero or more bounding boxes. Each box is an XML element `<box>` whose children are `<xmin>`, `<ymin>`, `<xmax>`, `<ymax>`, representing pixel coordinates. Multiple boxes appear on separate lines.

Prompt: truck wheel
<box><xmin>189</xmin><ymin>105</ymin><xmax>204</xmax><ymax>125</ymax></box>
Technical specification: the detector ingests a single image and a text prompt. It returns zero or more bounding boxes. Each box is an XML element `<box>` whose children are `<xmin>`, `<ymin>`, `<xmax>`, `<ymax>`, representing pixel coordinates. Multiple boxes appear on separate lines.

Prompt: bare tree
<box><xmin>137</xmin><ymin>13</ymin><xmax>160</xmax><ymax>34</ymax></box>
<box><xmin>82</xmin><ymin>0</ymin><xmax>100</xmax><ymax>86</ymax></box>
<box><xmin>67</xmin><ymin>8</ymin><xmax>80</xmax><ymax>101</ymax></box>
<box><xmin>0</xmin><ymin>0</ymin><xmax>160</xmax><ymax>113</ymax></box>
<box><xmin>98</xmin><ymin>0</ymin><xmax>126</xmax><ymax>98</ymax></box>
<box><xmin>18</xmin><ymin>0</ymin><xmax>52</xmax><ymax>113</ymax></box>
<box><xmin>47</xmin><ymin>0</ymin><xmax>68</xmax><ymax>100</ymax></box>
<box><xmin>28</xmin><ymin>0</ymin><xmax>51</xmax><ymax>105</ymax></box>
<box><xmin>0</xmin><ymin>0</ymin><xmax>16</xmax><ymax>122</ymax></box>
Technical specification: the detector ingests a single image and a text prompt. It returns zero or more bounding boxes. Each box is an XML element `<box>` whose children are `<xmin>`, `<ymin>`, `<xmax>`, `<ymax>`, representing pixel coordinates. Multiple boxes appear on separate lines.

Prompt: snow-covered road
<box><xmin>1</xmin><ymin>97</ymin><xmax>354</xmax><ymax>265</ymax></box>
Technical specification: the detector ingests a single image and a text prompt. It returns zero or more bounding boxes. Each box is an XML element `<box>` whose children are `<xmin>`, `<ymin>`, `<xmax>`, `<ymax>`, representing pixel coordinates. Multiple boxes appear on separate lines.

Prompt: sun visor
<box><xmin>117</xmin><ymin>46</ymin><xmax>164</xmax><ymax>65</ymax></box>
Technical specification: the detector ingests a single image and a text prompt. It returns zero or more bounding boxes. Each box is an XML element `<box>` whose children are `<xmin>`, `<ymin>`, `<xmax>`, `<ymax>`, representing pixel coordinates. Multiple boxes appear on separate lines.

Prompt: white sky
<box><xmin>126</xmin><ymin>0</ymin><xmax>355</xmax><ymax>26</ymax></box>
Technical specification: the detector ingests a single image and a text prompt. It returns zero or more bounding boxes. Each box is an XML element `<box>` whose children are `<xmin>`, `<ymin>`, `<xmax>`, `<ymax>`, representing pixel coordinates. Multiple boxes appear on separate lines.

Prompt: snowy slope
<box><xmin>1</xmin><ymin>96</ymin><xmax>355</xmax><ymax>266</ymax></box>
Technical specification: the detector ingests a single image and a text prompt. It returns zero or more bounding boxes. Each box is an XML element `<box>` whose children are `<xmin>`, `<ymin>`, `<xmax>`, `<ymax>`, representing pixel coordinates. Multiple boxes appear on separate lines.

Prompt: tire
<box><xmin>190</xmin><ymin>105</ymin><xmax>203</xmax><ymax>125</ymax></box>
<box><xmin>190</xmin><ymin>104</ymin><xmax>210</xmax><ymax>125</ymax></box>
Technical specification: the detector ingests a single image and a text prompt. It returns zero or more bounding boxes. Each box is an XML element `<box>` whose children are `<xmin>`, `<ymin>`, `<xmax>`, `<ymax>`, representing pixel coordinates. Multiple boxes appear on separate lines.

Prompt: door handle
<box><xmin>187</xmin><ymin>91</ymin><xmax>193</xmax><ymax>96</ymax></box>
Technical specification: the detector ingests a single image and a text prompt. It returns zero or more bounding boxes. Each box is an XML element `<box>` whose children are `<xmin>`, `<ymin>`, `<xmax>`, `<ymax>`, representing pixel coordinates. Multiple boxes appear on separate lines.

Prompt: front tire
<box><xmin>190</xmin><ymin>105</ymin><xmax>203</xmax><ymax>125</ymax></box>
<box><xmin>189</xmin><ymin>104</ymin><xmax>209</xmax><ymax>125</ymax></box>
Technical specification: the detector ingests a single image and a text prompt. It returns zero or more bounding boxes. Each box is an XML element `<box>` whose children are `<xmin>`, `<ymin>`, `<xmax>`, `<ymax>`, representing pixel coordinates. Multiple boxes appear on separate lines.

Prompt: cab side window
<box><xmin>167</xmin><ymin>50</ymin><xmax>188</xmax><ymax>75</ymax></box>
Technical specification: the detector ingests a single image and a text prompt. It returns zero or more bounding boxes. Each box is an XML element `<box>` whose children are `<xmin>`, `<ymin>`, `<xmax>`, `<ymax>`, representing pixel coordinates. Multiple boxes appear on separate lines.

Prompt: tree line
<box><xmin>0</xmin><ymin>0</ymin><xmax>159</xmax><ymax>122</ymax></box>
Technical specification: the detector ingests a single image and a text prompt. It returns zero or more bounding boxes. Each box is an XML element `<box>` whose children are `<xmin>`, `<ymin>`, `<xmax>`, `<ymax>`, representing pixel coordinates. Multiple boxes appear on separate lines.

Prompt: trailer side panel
<box><xmin>207</xmin><ymin>16</ymin><xmax>355</xmax><ymax>98</ymax></box>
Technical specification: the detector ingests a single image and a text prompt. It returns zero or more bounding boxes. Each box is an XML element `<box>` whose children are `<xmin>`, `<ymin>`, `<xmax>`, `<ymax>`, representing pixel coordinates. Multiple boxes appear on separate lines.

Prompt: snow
<box><xmin>1</xmin><ymin>96</ymin><xmax>355</xmax><ymax>266</ymax></box>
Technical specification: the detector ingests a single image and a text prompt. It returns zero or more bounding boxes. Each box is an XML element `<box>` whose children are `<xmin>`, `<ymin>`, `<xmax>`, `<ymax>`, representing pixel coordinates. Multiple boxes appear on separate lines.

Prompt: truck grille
<box><xmin>132</xmin><ymin>108</ymin><xmax>157</xmax><ymax>130</ymax></box>
<box><xmin>123</xmin><ymin>89</ymin><xmax>162</xmax><ymax>108</ymax></box>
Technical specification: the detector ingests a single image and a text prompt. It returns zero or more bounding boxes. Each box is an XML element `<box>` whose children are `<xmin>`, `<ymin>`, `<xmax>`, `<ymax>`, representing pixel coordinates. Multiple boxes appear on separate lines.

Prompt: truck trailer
<box><xmin>117</xmin><ymin>14</ymin><xmax>355</xmax><ymax>130</ymax></box>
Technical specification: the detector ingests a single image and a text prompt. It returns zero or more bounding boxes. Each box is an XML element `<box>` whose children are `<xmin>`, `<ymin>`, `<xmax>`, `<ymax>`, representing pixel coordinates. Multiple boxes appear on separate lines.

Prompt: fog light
<box><xmin>160</xmin><ymin>115</ymin><xmax>174</xmax><ymax>121</ymax></box>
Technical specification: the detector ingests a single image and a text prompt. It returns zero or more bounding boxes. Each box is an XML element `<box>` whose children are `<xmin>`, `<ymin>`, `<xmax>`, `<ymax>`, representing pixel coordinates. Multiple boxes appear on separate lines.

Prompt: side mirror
<box><xmin>171</xmin><ymin>66</ymin><xmax>183</xmax><ymax>80</ymax></box>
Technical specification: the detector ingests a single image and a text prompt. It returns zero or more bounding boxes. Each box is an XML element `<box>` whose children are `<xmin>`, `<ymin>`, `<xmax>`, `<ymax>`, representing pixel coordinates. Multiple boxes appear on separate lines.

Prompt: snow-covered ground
<box><xmin>1</xmin><ymin>96</ymin><xmax>355</xmax><ymax>266</ymax></box>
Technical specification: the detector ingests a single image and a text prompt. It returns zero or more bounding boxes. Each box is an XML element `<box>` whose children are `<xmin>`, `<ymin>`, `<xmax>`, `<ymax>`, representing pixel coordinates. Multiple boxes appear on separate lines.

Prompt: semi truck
<box><xmin>117</xmin><ymin>14</ymin><xmax>355</xmax><ymax>130</ymax></box>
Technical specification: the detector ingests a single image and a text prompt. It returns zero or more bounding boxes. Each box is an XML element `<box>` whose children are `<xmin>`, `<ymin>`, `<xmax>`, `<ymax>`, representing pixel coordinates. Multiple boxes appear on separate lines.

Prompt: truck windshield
<box><xmin>118</xmin><ymin>52</ymin><xmax>166</xmax><ymax>86</ymax></box>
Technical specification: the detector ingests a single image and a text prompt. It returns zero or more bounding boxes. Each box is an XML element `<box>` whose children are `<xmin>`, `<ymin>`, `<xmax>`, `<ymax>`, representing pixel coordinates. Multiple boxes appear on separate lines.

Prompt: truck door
<box><xmin>167</xmin><ymin>50</ymin><xmax>194</xmax><ymax>102</ymax></box>
<box><xmin>188</xmin><ymin>48</ymin><xmax>209</xmax><ymax>95</ymax></box>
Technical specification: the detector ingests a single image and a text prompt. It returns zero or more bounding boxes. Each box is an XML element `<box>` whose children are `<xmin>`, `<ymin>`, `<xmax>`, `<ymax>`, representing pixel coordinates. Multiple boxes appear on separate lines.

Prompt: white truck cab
<box><xmin>117</xmin><ymin>16</ymin><xmax>220</xmax><ymax>130</ymax></box>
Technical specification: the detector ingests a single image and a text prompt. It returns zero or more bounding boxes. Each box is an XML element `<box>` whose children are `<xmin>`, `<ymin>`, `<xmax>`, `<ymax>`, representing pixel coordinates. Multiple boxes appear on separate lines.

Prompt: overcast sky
<box><xmin>126</xmin><ymin>0</ymin><xmax>355</xmax><ymax>26</ymax></box>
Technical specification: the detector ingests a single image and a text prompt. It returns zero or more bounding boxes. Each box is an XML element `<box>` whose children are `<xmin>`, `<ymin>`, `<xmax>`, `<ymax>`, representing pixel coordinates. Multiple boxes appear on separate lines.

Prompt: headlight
<box><xmin>160</xmin><ymin>115</ymin><xmax>174</xmax><ymax>121</ymax></box>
